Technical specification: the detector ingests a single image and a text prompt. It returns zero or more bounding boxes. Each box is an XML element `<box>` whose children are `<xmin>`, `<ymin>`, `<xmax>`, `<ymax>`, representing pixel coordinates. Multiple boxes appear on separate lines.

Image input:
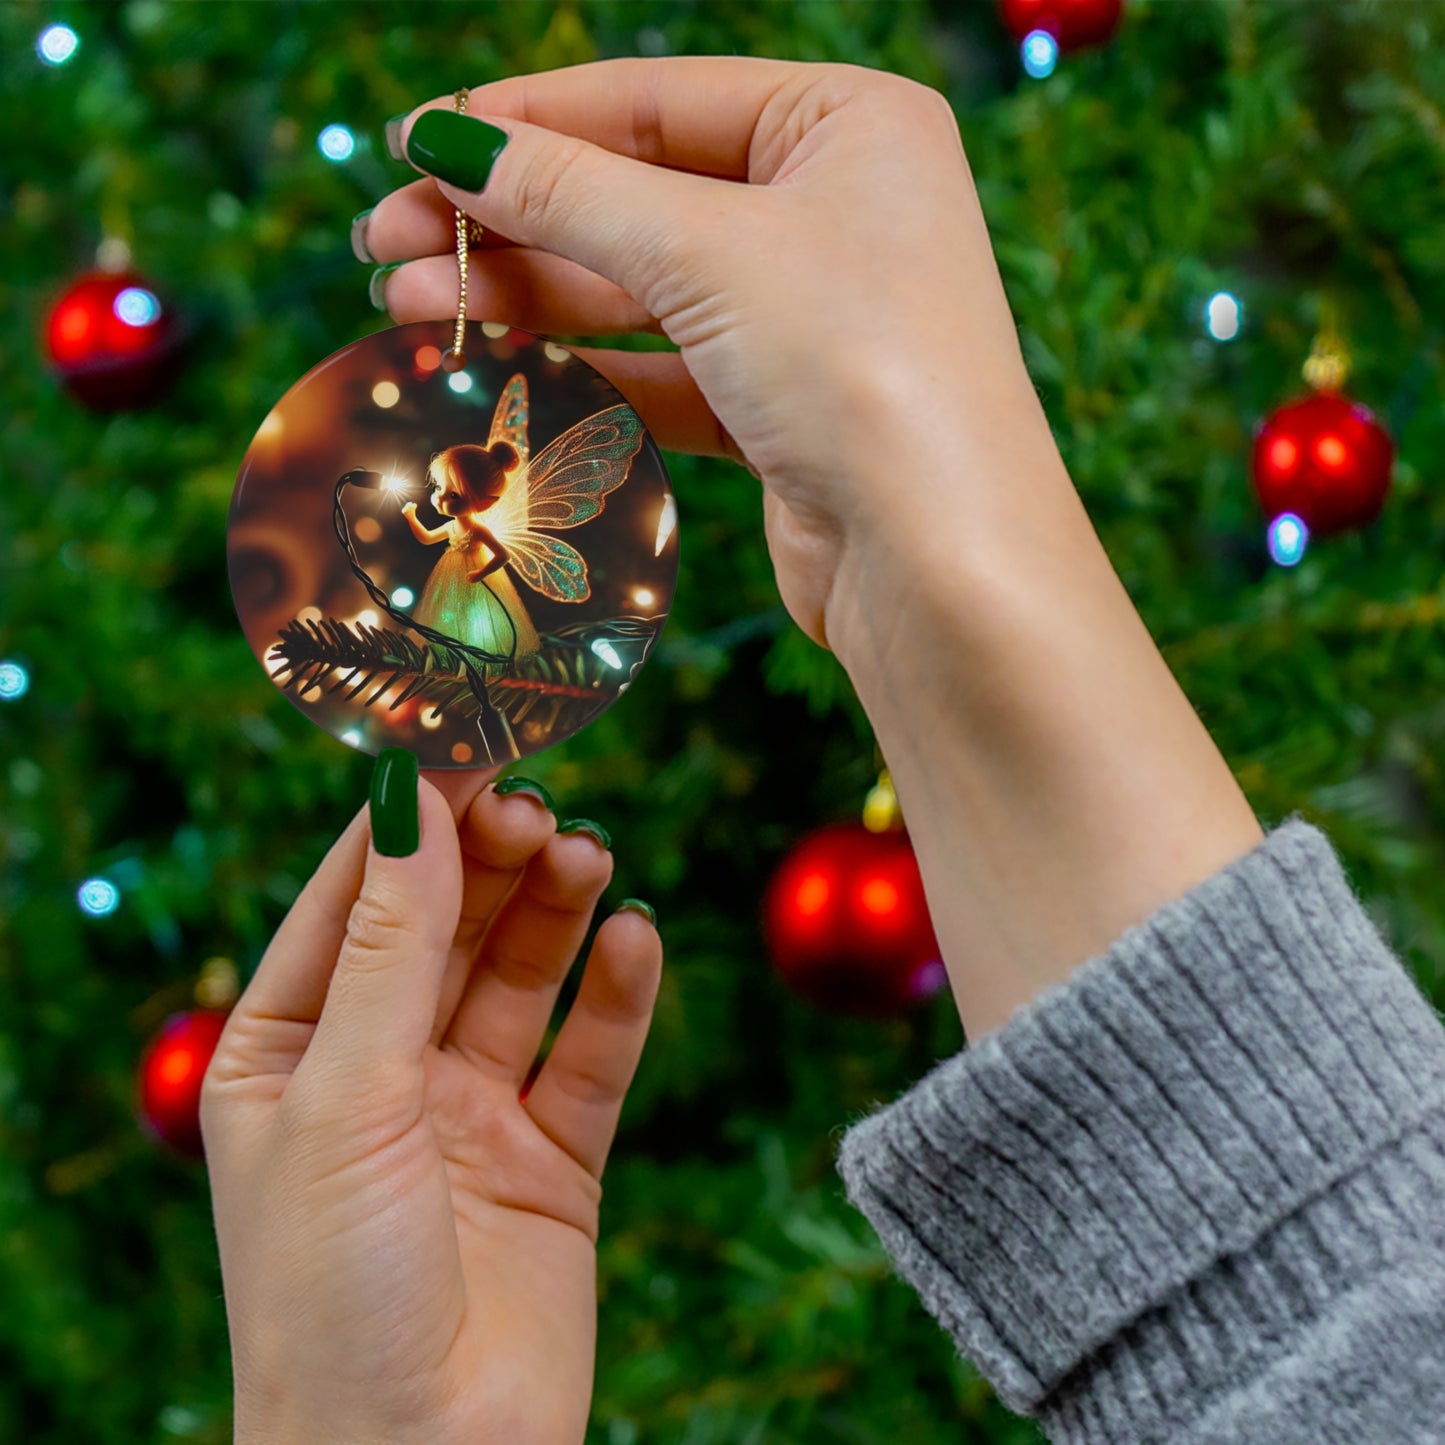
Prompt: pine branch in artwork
<box><xmin>265</xmin><ymin>613</ymin><xmax>665</xmax><ymax>732</ymax></box>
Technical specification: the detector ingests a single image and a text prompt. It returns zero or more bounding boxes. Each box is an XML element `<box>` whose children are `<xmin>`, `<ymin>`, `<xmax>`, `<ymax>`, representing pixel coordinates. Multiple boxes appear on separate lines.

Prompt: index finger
<box><xmin>399</xmin><ymin>54</ymin><xmax>811</xmax><ymax>182</ymax></box>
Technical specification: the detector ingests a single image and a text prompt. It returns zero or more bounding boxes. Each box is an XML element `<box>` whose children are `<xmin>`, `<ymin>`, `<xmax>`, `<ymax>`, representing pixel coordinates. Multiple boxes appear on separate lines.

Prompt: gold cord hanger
<box><xmin>442</xmin><ymin>88</ymin><xmax>475</xmax><ymax>372</ymax></box>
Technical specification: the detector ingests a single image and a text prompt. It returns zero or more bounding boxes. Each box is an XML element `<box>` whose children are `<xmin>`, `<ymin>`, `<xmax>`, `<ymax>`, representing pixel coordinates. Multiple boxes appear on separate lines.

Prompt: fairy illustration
<box><xmin>401</xmin><ymin>373</ymin><xmax>645</xmax><ymax>673</ymax></box>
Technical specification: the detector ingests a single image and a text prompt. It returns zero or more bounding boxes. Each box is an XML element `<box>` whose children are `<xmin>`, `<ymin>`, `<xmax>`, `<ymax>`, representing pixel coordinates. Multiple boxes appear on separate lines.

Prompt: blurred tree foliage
<box><xmin>1</xmin><ymin>2</ymin><xmax>1443</xmax><ymax>1442</ymax></box>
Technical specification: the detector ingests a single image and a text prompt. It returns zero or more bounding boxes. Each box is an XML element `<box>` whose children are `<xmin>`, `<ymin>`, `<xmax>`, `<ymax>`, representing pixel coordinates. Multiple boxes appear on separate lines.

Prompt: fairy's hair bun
<box><xmin>488</xmin><ymin>439</ymin><xmax>520</xmax><ymax>471</ymax></box>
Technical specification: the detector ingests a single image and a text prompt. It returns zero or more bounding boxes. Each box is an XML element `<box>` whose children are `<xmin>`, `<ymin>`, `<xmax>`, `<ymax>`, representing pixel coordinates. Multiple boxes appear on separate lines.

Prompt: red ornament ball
<box><xmin>763</xmin><ymin>822</ymin><xmax>946</xmax><ymax>1018</ymax></box>
<box><xmin>998</xmin><ymin>0</ymin><xmax>1124</xmax><ymax>49</ymax></box>
<box><xmin>44</xmin><ymin>269</ymin><xmax>183</xmax><ymax>410</ymax></box>
<box><xmin>137</xmin><ymin>1008</ymin><xmax>230</xmax><ymax>1158</ymax></box>
<box><xmin>1251</xmin><ymin>392</ymin><xmax>1394</xmax><ymax>538</ymax></box>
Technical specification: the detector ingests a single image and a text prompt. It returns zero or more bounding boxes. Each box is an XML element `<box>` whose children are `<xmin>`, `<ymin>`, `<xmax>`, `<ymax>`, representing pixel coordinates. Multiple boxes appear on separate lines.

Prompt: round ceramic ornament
<box><xmin>228</xmin><ymin>96</ymin><xmax>677</xmax><ymax>770</ymax></box>
<box><xmin>229</xmin><ymin>321</ymin><xmax>677</xmax><ymax>768</ymax></box>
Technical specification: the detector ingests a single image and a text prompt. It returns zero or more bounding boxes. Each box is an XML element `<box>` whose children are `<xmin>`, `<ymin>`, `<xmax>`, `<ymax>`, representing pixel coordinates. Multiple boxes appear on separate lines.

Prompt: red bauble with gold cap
<box><xmin>1251</xmin><ymin>392</ymin><xmax>1394</xmax><ymax>538</ymax></box>
<box><xmin>137</xmin><ymin>1009</ymin><xmax>230</xmax><ymax>1158</ymax></box>
<box><xmin>998</xmin><ymin>0</ymin><xmax>1124</xmax><ymax>49</ymax></box>
<box><xmin>763</xmin><ymin>821</ymin><xmax>945</xmax><ymax>1018</ymax></box>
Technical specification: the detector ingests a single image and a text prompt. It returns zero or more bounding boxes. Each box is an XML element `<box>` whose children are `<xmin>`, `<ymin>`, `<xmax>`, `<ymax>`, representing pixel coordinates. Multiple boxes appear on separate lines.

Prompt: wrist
<box><xmin>824</xmin><ymin>423</ymin><xmax>1261</xmax><ymax>1040</ymax></box>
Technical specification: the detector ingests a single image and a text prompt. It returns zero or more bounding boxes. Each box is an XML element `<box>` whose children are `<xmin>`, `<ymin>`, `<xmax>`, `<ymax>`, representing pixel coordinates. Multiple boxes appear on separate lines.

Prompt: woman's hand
<box><xmin>201</xmin><ymin>761</ymin><xmax>662</xmax><ymax>1445</ymax></box>
<box><xmin>400</xmin><ymin>499</ymin><xmax>417</xmax><ymax>515</ymax></box>
<box><xmin>361</xmin><ymin>57</ymin><xmax>1063</xmax><ymax>658</ymax></box>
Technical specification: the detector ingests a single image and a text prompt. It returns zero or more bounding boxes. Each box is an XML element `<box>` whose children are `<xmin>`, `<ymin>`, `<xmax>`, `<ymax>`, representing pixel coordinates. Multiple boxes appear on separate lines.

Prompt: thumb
<box><xmin>303</xmin><ymin>750</ymin><xmax>462</xmax><ymax>1091</ymax></box>
<box><xmin>396</xmin><ymin>106</ymin><xmax>748</xmax><ymax>319</ymax></box>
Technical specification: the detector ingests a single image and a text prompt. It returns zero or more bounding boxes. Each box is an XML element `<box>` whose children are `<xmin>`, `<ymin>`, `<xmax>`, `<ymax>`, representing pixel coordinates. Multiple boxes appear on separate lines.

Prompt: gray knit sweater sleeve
<box><xmin>835</xmin><ymin>817</ymin><xmax>1445</xmax><ymax>1443</ymax></box>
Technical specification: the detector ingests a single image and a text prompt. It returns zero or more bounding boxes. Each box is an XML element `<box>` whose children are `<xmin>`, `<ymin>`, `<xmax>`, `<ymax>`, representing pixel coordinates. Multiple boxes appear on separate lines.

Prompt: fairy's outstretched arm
<box><xmin>401</xmin><ymin>502</ymin><xmax>449</xmax><ymax>546</ymax></box>
<box><xmin>466</xmin><ymin>524</ymin><xmax>509</xmax><ymax>582</ymax></box>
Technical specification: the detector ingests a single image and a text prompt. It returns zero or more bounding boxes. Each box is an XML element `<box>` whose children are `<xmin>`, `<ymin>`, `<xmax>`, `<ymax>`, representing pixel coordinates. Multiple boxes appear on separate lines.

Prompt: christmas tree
<box><xmin>2</xmin><ymin>3</ymin><xmax>1442</xmax><ymax>1442</ymax></box>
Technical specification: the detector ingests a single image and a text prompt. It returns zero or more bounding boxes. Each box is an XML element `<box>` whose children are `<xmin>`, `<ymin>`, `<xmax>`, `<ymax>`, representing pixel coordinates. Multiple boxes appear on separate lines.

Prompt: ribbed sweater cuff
<box><xmin>835</xmin><ymin>816</ymin><xmax>1445</xmax><ymax>1432</ymax></box>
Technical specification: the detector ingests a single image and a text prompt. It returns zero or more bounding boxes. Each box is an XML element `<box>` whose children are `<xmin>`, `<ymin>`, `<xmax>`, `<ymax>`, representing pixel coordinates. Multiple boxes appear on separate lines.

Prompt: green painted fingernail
<box><xmin>369</xmin><ymin>261</ymin><xmax>403</xmax><ymax>311</ymax></box>
<box><xmin>493</xmin><ymin>775</ymin><xmax>555</xmax><ymax>812</ymax></box>
<box><xmin>370</xmin><ymin>748</ymin><xmax>419</xmax><ymax>857</ymax></box>
<box><xmin>617</xmin><ymin>898</ymin><xmax>656</xmax><ymax>926</ymax></box>
<box><xmin>350</xmin><ymin>208</ymin><xmax>375</xmax><ymax>264</ymax></box>
<box><xmin>558</xmin><ymin>818</ymin><xmax>612</xmax><ymax>850</ymax></box>
<box><xmin>384</xmin><ymin>113</ymin><xmax>409</xmax><ymax>162</ymax></box>
<box><xmin>405</xmin><ymin>110</ymin><xmax>510</xmax><ymax>192</ymax></box>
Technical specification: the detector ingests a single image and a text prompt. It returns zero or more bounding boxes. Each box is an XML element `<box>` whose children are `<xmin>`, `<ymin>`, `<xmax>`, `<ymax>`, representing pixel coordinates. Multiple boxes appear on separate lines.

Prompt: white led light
<box><xmin>318</xmin><ymin>124</ymin><xmax>356</xmax><ymax>162</ymax></box>
<box><xmin>0</xmin><ymin>660</ymin><xmax>29</xmax><ymax>700</ymax></box>
<box><xmin>1022</xmin><ymin>30</ymin><xmax>1059</xmax><ymax>79</ymax></box>
<box><xmin>341</xmin><ymin>729</ymin><xmax>363</xmax><ymax>747</ymax></box>
<box><xmin>1267</xmin><ymin>512</ymin><xmax>1308</xmax><ymax>567</ymax></box>
<box><xmin>1205</xmin><ymin>291</ymin><xmax>1242</xmax><ymax>341</ymax></box>
<box><xmin>114</xmin><ymin>287</ymin><xmax>161</xmax><ymax>327</ymax></box>
<box><xmin>38</xmin><ymin>24</ymin><xmax>79</xmax><ymax>66</ymax></box>
<box><xmin>590</xmin><ymin>639</ymin><xmax>623</xmax><ymax>670</ymax></box>
<box><xmin>78</xmin><ymin>878</ymin><xmax>120</xmax><ymax>917</ymax></box>
<box><xmin>447</xmin><ymin>371</ymin><xmax>473</xmax><ymax>394</ymax></box>
<box><xmin>391</xmin><ymin>586</ymin><xmax>415</xmax><ymax>608</ymax></box>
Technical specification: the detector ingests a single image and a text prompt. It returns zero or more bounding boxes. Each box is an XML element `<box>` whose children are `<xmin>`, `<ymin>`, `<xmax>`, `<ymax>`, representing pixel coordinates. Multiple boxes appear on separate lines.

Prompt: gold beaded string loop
<box><xmin>442</xmin><ymin>87</ymin><xmax>475</xmax><ymax>372</ymax></box>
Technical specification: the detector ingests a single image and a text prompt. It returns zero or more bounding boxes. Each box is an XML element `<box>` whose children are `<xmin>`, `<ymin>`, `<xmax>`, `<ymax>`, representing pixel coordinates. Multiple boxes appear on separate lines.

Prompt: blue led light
<box><xmin>590</xmin><ymin>639</ymin><xmax>623</xmax><ymax>670</ymax></box>
<box><xmin>38</xmin><ymin>24</ymin><xmax>79</xmax><ymax>66</ymax></box>
<box><xmin>114</xmin><ymin>287</ymin><xmax>161</xmax><ymax>327</ymax></box>
<box><xmin>447</xmin><ymin>371</ymin><xmax>473</xmax><ymax>394</ymax></box>
<box><xmin>78</xmin><ymin>878</ymin><xmax>121</xmax><ymax>917</ymax></box>
<box><xmin>0</xmin><ymin>661</ymin><xmax>29</xmax><ymax>701</ymax></box>
<box><xmin>1267</xmin><ymin>512</ymin><xmax>1309</xmax><ymax>567</ymax></box>
<box><xmin>390</xmin><ymin>586</ymin><xmax>415</xmax><ymax>608</ymax></box>
<box><xmin>318</xmin><ymin>124</ymin><xmax>356</xmax><ymax>162</ymax></box>
<box><xmin>1205</xmin><ymin>291</ymin><xmax>1242</xmax><ymax>341</ymax></box>
<box><xmin>1022</xmin><ymin>30</ymin><xmax>1059</xmax><ymax>79</ymax></box>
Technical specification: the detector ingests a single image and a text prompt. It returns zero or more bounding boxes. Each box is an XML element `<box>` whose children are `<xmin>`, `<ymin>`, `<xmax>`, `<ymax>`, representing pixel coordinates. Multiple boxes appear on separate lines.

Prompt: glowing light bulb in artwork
<box><xmin>341</xmin><ymin>729</ymin><xmax>362</xmax><ymax>747</ymax></box>
<box><xmin>633</xmin><ymin>587</ymin><xmax>656</xmax><ymax>608</ymax></box>
<box><xmin>590</xmin><ymin>639</ymin><xmax>623</xmax><ymax>669</ymax></box>
<box><xmin>654</xmin><ymin>494</ymin><xmax>676</xmax><ymax>556</ymax></box>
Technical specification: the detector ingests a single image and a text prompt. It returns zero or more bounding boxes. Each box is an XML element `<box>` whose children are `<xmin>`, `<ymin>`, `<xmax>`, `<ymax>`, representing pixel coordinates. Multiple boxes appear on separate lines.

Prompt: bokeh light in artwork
<box><xmin>654</xmin><ymin>494</ymin><xmax>677</xmax><ymax>556</ymax></box>
<box><xmin>451</xmin><ymin>742</ymin><xmax>473</xmax><ymax>763</ymax></box>
<box><xmin>1205</xmin><ymin>291</ymin><xmax>1242</xmax><ymax>341</ymax></box>
<box><xmin>1267</xmin><ymin>512</ymin><xmax>1308</xmax><ymax>567</ymax></box>
<box><xmin>1022</xmin><ymin>30</ymin><xmax>1059</xmax><ymax>79</ymax></box>
<box><xmin>372</xmin><ymin>380</ymin><xmax>400</xmax><ymax>408</ymax></box>
<box><xmin>38</xmin><ymin>24</ymin><xmax>79</xmax><ymax>65</ymax></box>
<box><xmin>78</xmin><ymin>878</ymin><xmax>120</xmax><ymax>917</ymax></box>
<box><xmin>414</xmin><ymin>345</ymin><xmax>442</xmax><ymax>374</ymax></box>
<box><xmin>420</xmin><ymin>708</ymin><xmax>444</xmax><ymax>730</ymax></box>
<box><xmin>0</xmin><ymin>660</ymin><xmax>30</xmax><ymax>700</ymax></box>
<box><xmin>633</xmin><ymin>587</ymin><xmax>656</xmax><ymax>608</ymax></box>
<box><xmin>318</xmin><ymin>124</ymin><xmax>356</xmax><ymax>162</ymax></box>
<box><xmin>447</xmin><ymin>371</ymin><xmax>473</xmax><ymax>394</ymax></box>
<box><xmin>390</xmin><ymin>586</ymin><xmax>415</xmax><ymax>608</ymax></box>
<box><xmin>341</xmin><ymin>729</ymin><xmax>362</xmax><ymax>748</ymax></box>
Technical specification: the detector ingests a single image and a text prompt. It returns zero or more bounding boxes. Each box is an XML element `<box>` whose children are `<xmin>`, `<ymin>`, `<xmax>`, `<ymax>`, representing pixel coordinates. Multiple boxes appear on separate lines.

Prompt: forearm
<box><xmin>826</xmin><ymin>394</ymin><xmax>1262</xmax><ymax>1041</ymax></box>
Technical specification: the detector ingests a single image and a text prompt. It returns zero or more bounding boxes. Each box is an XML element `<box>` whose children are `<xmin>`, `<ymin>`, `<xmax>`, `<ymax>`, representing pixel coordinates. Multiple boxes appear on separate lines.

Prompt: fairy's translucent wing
<box><xmin>503</xmin><ymin>405</ymin><xmax>645</xmax><ymax>603</ymax></box>
<box><xmin>484</xmin><ymin>375</ymin><xmax>532</xmax><ymax>545</ymax></box>
<box><xmin>487</xmin><ymin>374</ymin><xmax>530</xmax><ymax>465</ymax></box>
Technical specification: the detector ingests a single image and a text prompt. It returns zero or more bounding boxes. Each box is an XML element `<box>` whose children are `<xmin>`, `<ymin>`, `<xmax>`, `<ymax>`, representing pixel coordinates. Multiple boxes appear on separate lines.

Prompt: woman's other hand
<box><xmin>202</xmin><ymin>761</ymin><xmax>661</xmax><ymax>1445</ymax></box>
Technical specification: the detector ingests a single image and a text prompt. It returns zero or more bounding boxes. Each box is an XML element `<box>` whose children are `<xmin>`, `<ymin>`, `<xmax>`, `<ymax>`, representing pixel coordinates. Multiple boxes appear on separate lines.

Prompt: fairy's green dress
<box><xmin>413</xmin><ymin>519</ymin><xmax>542</xmax><ymax>671</ymax></box>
